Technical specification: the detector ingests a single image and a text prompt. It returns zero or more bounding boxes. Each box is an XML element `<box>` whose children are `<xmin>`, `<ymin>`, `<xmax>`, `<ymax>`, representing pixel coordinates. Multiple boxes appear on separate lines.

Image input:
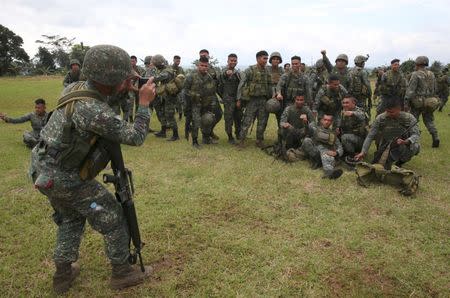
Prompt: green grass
<box><xmin>0</xmin><ymin>76</ymin><xmax>449</xmax><ymax>297</ymax></box>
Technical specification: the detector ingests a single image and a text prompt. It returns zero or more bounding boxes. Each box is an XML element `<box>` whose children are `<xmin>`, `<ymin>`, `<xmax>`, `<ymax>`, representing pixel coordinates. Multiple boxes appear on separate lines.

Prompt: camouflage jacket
<box><xmin>405</xmin><ymin>69</ymin><xmax>436</xmax><ymax>101</ymax></box>
<box><xmin>380</xmin><ymin>70</ymin><xmax>406</xmax><ymax>99</ymax></box>
<box><xmin>307</xmin><ymin>67</ymin><xmax>327</xmax><ymax>99</ymax></box>
<box><xmin>217</xmin><ymin>67</ymin><xmax>241</xmax><ymax>100</ymax></box>
<box><xmin>184</xmin><ymin>70</ymin><xmax>216</xmax><ymax>108</ymax></box>
<box><xmin>361</xmin><ymin>112</ymin><xmax>419</xmax><ymax>154</ymax></box>
<box><xmin>267</xmin><ymin>65</ymin><xmax>284</xmax><ymax>86</ymax></box>
<box><xmin>337</xmin><ymin>107</ymin><xmax>367</xmax><ymax>137</ymax></box>
<box><xmin>314</xmin><ymin>85</ymin><xmax>348</xmax><ymax>118</ymax></box>
<box><xmin>5</xmin><ymin>111</ymin><xmax>48</xmax><ymax>136</ymax></box>
<box><xmin>322</xmin><ymin>54</ymin><xmax>351</xmax><ymax>90</ymax></box>
<box><xmin>276</xmin><ymin>71</ymin><xmax>312</xmax><ymax>105</ymax></box>
<box><xmin>310</xmin><ymin>124</ymin><xmax>343</xmax><ymax>155</ymax></box>
<box><xmin>348</xmin><ymin>66</ymin><xmax>372</xmax><ymax>99</ymax></box>
<box><xmin>280</xmin><ymin>105</ymin><xmax>315</xmax><ymax>130</ymax></box>
<box><xmin>171</xmin><ymin>65</ymin><xmax>185</xmax><ymax>76</ymax></box>
<box><xmin>237</xmin><ymin>64</ymin><xmax>272</xmax><ymax>100</ymax></box>
<box><xmin>436</xmin><ymin>73</ymin><xmax>449</xmax><ymax>97</ymax></box>
<box><xmin>63</xmin><ymin>71</ymin><xmax>81</xmax><ymax>87</ymax></box>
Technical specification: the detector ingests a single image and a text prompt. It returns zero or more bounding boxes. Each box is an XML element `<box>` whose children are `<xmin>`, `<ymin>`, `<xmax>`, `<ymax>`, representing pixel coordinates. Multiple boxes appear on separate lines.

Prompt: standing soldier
<box><xmin>405</xmin><ymin>56</ymin><xmax>440</xmax><ymax>148</ymax></box>
<box><xmin>124</xmin><ymin>55</ymin><xmax>146</xmax><ymax>122</ymax></box>
<box><xmin>184</xmin><ymin>56</ymin><xmax>217</xmax><ymax>147</ymax></box>
<box><xmin>275</xmin><ymin>56</ymin><xmax>312</xmax><ymax>126</ymax></box>
<box><xmin>0</xmin><ymin>98</ymin><xmax>48</xmax><ymax>148</ymax></box>
<box><xmin>307</xmin><ymin>58</ymin><xmax>328</xmax><ymax>102</ymax></box>
<box><xmin>377</xmin><ymin>59</ymin><xmax>406</xmax><ymax>115</ymax></box>
<box><xmin>321</xmin><ymin>50</ymin><xmax>351</xmax><ymax>90</ymax></box>
<box><xmin>348</xmin><ymin>55</ymin><xmax>372</xmax><ymax>118</ymax></box>
<box><xmin>268</xmin><ymin>51</ymin><xmax>284</xmax><ymax>97</ymax></box>
<box><xmin>63</xmin><ymin>59</ymin><xmax>82</xmax><ymax>87</ymax></box>
<box><xmin>373</xmin><ymin>66</ymin><xmax>386</xmax><ymax>106</ymax></box>
<box><xmin>172</xmin><ymin>55</ymin><xmax>185</xmax><ymax>120</ymax></box>
<box><xmin>313</xmin><ymin>74</ymin><xmax>348</xmax><ymax>126</ymax></box>
<box><xmin>301</xmin><ymin>114</ymin><xmax>344</xmax><ymax>179</ymax></box>
<box><xmin>218</xmin><ymin>53</ymin><xmax>242</xmax><ymax>144</ymax></box>
<box><xmin>437</xmin><ymin>67</ymin><xmax>449</xmax><ymax>112</ymax></box>
<box><xmin>29</xmin><ymin>45</ymin><xmax>156</xmax><ymax>294</ymax></box>
<box><xmin>237</xmin><ymin>50</ymin><xmax>272</xmax><ymax>148</ymax></box>
<box><xmin>284</xmin><ymin>63</ymin><xmax>291</xmax><ymax>73</ymax></box>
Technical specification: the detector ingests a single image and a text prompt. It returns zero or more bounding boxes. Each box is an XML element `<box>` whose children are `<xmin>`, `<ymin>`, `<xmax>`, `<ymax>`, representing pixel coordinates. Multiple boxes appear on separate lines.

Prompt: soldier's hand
<box><xmin>396</xmin><ymin>138</ymin><xmax>410</xmax><ymax>145</ymax></box>
<box><xmin>343</xmin><ymin>111</ymin><xmax>353</xmax><ymax>117</ymax></box>
<box><xmin>282</xmin><ymin>123</ymin><xmax>291</xmax><ymax>129</ymax></box>
<box><xmin>300</xmin><ymin>114</ymin><xmax>308</xmax><ymax>123</ymax></box>
<box><xmin>236</xmin><ymin>100</ymin><xmax>241</xmax><ymax>109</ymax></box>
<box><xmin>276</xmin><ymin>94</ymin><xmax>283</xmax><ymax>101</ymax></box>
<box><xmin>0</xmin><ymin>113</ymin><xmax>6</xmax><ymax>120</ymax></box>
<box><xmin>139</xmin><ymin>77</ymin><xmax>156</xmax><ymax>106</ymax></box>
<box><xmin>226</xmin><ymin>69</ymin><xmax>233</xmax><ymax>77</ymax></box>
<box><xmin>321</xmin><ymin>50</ymin><xmax>326</xmax><ymax>55</ymax></box>
<box><xmin>354</xmin><ymin>152</ymin><xmax>365</xmax><ymax>161</ymax></box>
<box><xmin>326</xmin><ymin>150</ymin><xmax>337</xmax><ymax>157</ymax></box>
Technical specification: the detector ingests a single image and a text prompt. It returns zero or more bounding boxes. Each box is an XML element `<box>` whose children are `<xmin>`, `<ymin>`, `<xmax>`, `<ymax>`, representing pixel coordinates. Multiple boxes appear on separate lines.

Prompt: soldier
<box><xmin>373</xmin><ymin>66</ymin><xmax>386</xmax><ymax>105</ymax></box>
<box><xmin>217</xmin><ymin>53</ymin><xmax>242</xmax><ymax>144</ymax></box>
<box><xmin>348</xmin><ymin>55</ymin><xmax>372</xmax><ymax>118</ymax></box>
<box><xmin>172</xmin><ymin>55</ymin><xmax>185</xmax><ymax>119</ymax></box>
<box><xmin>184</xmin><ymin>56</ymin><xmax>217</xmax><ymax>147</ymax></box>
<box><xmin>300</xmin><ymin>114</ymin><xmax>344</xmax><ymax>179</ymax></box>
<box><xmin>437</xmin><ymin>67</ymin><xmax>449</xmax><ymax>112</ymax></box>
<box><xmin>279</xmin><ymin>93</ymin><xmax>315</xmax><ymax>150</ymax></box>
<box><xmin>275</xmin><ymin>56</ymin><xmax>312</xmax><ymax>126</ymax></box>
<box><xmin>307</xmin><ymin>58</ymin><xmax>328</xmax><ymax>101</ymax></box>
<box><xmin>405</xmin><ymin>56</ymin><xmax>440</xmax><ymax>147</ymax></box>
<box><xmin>123</xmin><ymin>56</ymin><xmax>146</xmax><ymax>122</ymax></box>
<box><xmin>268</xmin><ymin>51</ymin><xmax>284</xmax><ymax>97</ymax></box>
<box><xmin>355</xmin><ymin>98</ymin><xmax>420</xmax><ymax>168</ymax></box>
<box><xmin>321</xmin><ymin>50</ymin><xmax>351</xmax><ymax>90</ymax></box>
<box><xmin>377</xmin><ymin>59</ymin><xmax>407</xmax><ymax>115</ymax></box>
<box><xmin>284</xmin><ymin>63</ymin><xmax>291</xmax><ymax>73</ymax></box>
<box><xmin>0</xmin><ymin>98</ymin><xmax>48</xmax><ymax>148</ymax></box>
<box><xmin>63</xmin><ymin>59</ymin><xmax>81</xmax><ymax>87</ymax></box>
<box><xmin>337</xmin><ymin>95</ymin><xmax>367</xmax><ymax>158</ymax></box>
<box><xmin>313</xmin><ymin>74</ymin><xmax>348</xmax><ymax>126</ymax></box>
<box><xmin>29</xmin><ymin>45</ymin><xmax>156</xmax><ymax>293</ymax></box>
<box><xmin>237</xmin><ymin>50</ymin><xmax>272</xmax><ymax>148</ymax></box>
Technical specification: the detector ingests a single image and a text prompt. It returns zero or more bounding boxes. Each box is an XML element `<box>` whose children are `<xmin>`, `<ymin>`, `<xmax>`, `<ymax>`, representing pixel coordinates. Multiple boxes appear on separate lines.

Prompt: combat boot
<box><xmin>255</xmin><ymin>139</ymin><xmax>265</xmax><ymax>148</ymax></box>
<box><xmin>154</xmin><ymin>126</ymin><xmax>167</xmax><ymax>138</ymax></box>
<box><xmin>192</xmin><ymin>138</ymin><xmax>200</xmax><ymax>149</ymax></box>
<box><xmin>227</xmin><ymin>134</ymin><xmax>236</xmax><ymax>145</ymax></box>
<box><xmin>322</xmin><ymin>169</ymin><xmax>343</xmax><ymax>179</ymax></box>
<box><xmin>167</xmin><ymin>128</ymin><xmax>180</xmax><ymax>141</ymax></box>
<box><xmin>211</xmin><ymin>131</ymin><xmax>220</xmax><ymax>140</ymax></box>
<box><xmin>432</xmin><ymin>134</ymin><xmax>440</xmax><ymax>148</ymax></box>
<box><xmin>236</xmin><ymin>139</ymin><xmax>245</xmax><ymax>149</ymax></box>
<box><xmin>53</xmin><ymin>262</ymin><xmax>80</xmax><ymax>294</ymax></box>
<box><xmin>110</xmin><ymin>263</ymin><xmax>153</xmax><ymax>290</ymax></box>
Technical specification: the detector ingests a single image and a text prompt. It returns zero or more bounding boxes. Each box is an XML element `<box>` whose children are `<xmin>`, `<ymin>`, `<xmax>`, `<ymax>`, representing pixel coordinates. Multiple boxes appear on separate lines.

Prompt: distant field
<box><xmin>0</xmin><ymin>76</ymin><xmax>449</xmax><ymax>297</ymax></box>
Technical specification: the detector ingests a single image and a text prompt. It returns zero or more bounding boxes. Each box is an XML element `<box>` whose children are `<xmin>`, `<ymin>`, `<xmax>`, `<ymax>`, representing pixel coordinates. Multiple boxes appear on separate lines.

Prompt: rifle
<box><xmin>102</xmin><ymin>141</ymin><xmax>145</xmax><ymax>272</ymax></box>
<box><xmin>372</xmin><ymin>119</ymin><xmax>419</xmax><ymax>169</ymax></box>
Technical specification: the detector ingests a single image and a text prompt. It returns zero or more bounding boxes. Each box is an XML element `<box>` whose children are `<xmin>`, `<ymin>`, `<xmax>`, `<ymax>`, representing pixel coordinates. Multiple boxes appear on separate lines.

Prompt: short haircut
<box><xmin>343</xmin><ymin>95</ymin><xmax>356</xmax><ymax>102</ymax></box>
<box><xmin>301</xmin><ymin>63</ymin><xmax>306</xmax><ymax>66</ymax></box>
<box><xmin>228</xmin><ymin>53</ymin><xmax>237</xmax><ymax>58</ymax></box>
<box><xmin>323</xmin><ymin>114</ymin><xmax>334</xmax><ymax>119</ymax></box>
<box><xmin>391</xmin><ymin>58</ymin><xmax>400</xmax><ymax>64</ymax></box>
<box><xmin>130</xmin><ymin>55</ymin><xmax>137</xmax><ymax>60</ymax></box>
<box><xmin>199</xmin><ymin>56</ymin><xmax>209</xmax><ymax>63</ymax></box>
<box><xmin>173</xmin><ymin>55</ymin><xmax>181</xmax><ymax>59</ymax></box>
<box><xmin>291</xmin><ymin>55</ymin><xmax>301</xmax><ymax>61</ymax></box>
<box><xmin>328</xmin><ymin>74</ymin><xmax>340</xmax><ymax>82</ymax></box>
<box><xmin>256</xmin><ymin>50</ymin><xmax>269</xmax><ymax>58</ymax></box>
<box><xmin>35</xmin><ymin>98</ymin><xmax>46</xmax><ymax>105</ymax></box>
<box><xmin>199</xmin><ymin>49</ymin><xmax>209</xmax><ymax>54</ymax></box>
<box><xmin>294</xmin><ymin>91</ymin><xmax>305</xmax><ymax>97</ymax></box>
<box><xmin>385</xmin><ymin>97</ymin><xmax>402</xmax><ymax>109</ymax></box>
<box><xmin>284</xmin><ymin>63</ymin><xmax>290</xmax><ymax>67</ymax></box>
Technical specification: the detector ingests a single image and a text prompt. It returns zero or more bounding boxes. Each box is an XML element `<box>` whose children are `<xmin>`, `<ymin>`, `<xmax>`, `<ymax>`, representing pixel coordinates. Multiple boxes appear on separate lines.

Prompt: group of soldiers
<box><xmin>0</xmin><ymin>44</ymin><xmax>447</xmax><ymax>294</ymax></box>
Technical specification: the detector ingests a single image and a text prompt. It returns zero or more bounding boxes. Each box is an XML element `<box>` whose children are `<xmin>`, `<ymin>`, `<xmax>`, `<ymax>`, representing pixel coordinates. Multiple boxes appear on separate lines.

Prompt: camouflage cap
<box><xmin>315</xmin><ymin>58</ymin><xmax>324</xmax><ymax>68</ymax></box>
<box><xmin>82</xmin><ymin>45</ymin><xmax>132</xmax><ymax>86</ymax></box>
<box><xmin>415</xmin><ymin>56</ymin><xmax>429</xmax><ymax>66</ymax></box>
<box><xmin>335</xmin><ymin>54</ymin><xmax>349</xmax><ymax>64</ymax></box>
<box><xmin>269</xmin><ymin>51</ymin><xmax>283</xmax><ymax>64</ymax></box>
<box><xmin>354</xmin><ymin>55</ymin><xmax>368</xmax><ymax>64</ymax></box>
<box><xmin>151</xmin><ymin>54</ymin><xmax>166</xmax><ymax>68</ymax></box>
<box><xmin>69</xmin><ymin>59</ymin><xmax>81</xmax><ymax>67</ymax></box>
<box><xmin>144</xmin><ymin>56</ymin><xmax>152</xmax><ymax>64</ymax></box>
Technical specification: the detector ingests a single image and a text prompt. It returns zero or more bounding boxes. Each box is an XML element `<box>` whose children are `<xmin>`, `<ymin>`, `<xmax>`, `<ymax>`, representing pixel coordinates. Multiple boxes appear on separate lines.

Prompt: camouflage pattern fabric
<box><xmin>276</xmin><ymin>71</ymin><xmax>312</xmax><ymax>117</ymax></box>
<box><xmin>338</xmin><ymin>107</ymin><xmax>367</xmax><ymax>155</ymax></box>
<box><xmin>218</xmin><ymin>68</ymin><xmax>242</xmax><ymax>138</ymax></box>
<box><xmin>377</xmin><ymin>70</ymin><xmax>407</xmax><ymax>114</ymax></box>
<box><xmin>63</xmin><ymin>71</ymin><xmax>81</xmax><ymax>87</ymax></box>
<box><xmin>307</xmin><ymin>67</ymin><xmax>327</xmax><ymax>100</ymax></box>
<box><xmin>5</xmin><ymin>111</ymin><xmax>48</xmax><ymax>148</ymax></box>
<box><xmin>348</xmin><ymin>66</ymin><xmax>372</xmax><ymax>110</ymax></box>
<box><xmin>279</xmin><ymin>105</ymin><xmax>315</xmax><ymax>149</ymax></box>
<box><xmin>239</xmin><ymin>97</ymin><xmax>269</xmax><ymax>141</ymax></box>
<box><xmin>322</xmin><ymin>53</ymin><xmax>351</xmax><ymax>90</ymax></box>
<box><xmin>314</xmin><ymin>85</ymin><xmax>348</xmax><ymax>125</ymax></box>
<box><xmin>436</xmin><ymin>72</ymin><xmax>449</xmax><ymax>110</ymax></box>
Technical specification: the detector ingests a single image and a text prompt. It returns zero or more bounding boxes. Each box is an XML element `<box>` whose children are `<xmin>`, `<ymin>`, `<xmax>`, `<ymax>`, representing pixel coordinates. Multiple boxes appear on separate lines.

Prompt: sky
<box><xmin>1</xmin><ymin>0</ymin><xmax>449</xmax><ymax>68</ymax></box>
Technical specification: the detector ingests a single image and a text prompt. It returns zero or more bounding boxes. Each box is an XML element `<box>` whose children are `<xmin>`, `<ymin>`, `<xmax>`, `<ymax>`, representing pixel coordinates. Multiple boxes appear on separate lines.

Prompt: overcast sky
<box><xmin>1</xmin><ymin>0</ymin><xmax>449</xmax><ymax>68</ymax></box>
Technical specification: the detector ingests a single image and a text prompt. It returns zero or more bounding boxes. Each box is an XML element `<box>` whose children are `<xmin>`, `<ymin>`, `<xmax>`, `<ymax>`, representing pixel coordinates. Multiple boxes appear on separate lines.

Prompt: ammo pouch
<box><xmin>423</xmin><ymin>96</ymin><xmax>440</xmax><ymax>112</ymax></box>
<box><xmin>79</xmin><ymin>139</ymin><xmax>111</xmax><ymax>181</ymax></box>
<box><xmin>410</xmin><ymin>97</ymin><xmax>424</xmax><ymax>109</ymax></box>
<box><xmin>355</xmin><ymin>162</ymin><xmax>420</xmax><ymax>196</ymax></box>
<box><xmin>156</xmin><ymin>83</ymin><xmax>167</xmax><ymax>97</ymax></box>
<box><xmin>315</xmin><ymin>129</ymin><xmax>336</xmax><ymax>146</ymax></box>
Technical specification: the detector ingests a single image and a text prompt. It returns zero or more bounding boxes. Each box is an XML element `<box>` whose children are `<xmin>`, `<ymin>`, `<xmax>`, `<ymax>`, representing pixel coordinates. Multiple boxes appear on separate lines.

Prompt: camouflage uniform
<box><xmin>4</xmin><ymin>111</ymin><xmax>48</xmax><ymax>148</ymax></box>
<box><xmin>313</xmin><ymin>84</ymin><xmax>348</xmax><ymax>126</ymax></box>
<box><xmin>436</xmin><ymin>71</ymin><xmax>449</xmax><ymax>111</ymax></box>
<box><xmin>405</xmin><ymin>69</ymin><xmax>439</xmax><ymax>142</ymax></box>
<box><xmin>30</xmin><ymin>79</ymin><xmax>150</xmax><ymax>266</ymax></box>
<box><xmin>218</xmin><ymin>67</ymin><xmax>242</xmax><ymax>140</ymax></box>
<box><xmin>348</xmin><ymin>66</ymin><xmax>372</xmax><ymax>112</ymax></box>
<box><xmin>268</xmin><ymin>65</ymin><xmax>284</xmax><ymax>96</ymax></box>
<box><xmin>306</xmin><ymin>60</ymin><xmax>327</xmax><ymax>100</ymax></box>
<box><xmin>172</xmin><ymin>64</ymin><xmax>185</xmax><ymax>117</ymax></box>
<box><xmin>337</xmin><ymin>107</ymin><xmax>367</xmax><ymax>156</ymax></box>
<box><xmin>279</xmin><ymin>104</ymin><xmax>315</xmax><ymax>149</ymax></box>
<box><xmin>207</xmin><ymin>65</ymin><xmax>223</xmax><ymax>135</ymax></box>
<box><xmin>276</xmin><ymin>70</ymin><xmax>312</xmax><ymax>124</ymax></box>
<box><xmin>237</xmin><ymin>65</ymin><xmax>272</xmax><ymax>142</ymax></box>
<box><xmin>184</xmin><ymin>70</ymin><xmax>217</xmax><ymax>141</ymax></box>
<box><xmin>301</xmin><ymin>123</ymin><xmax>343</xmax><ymax>172</ymax></box>
<box><xmin>361</xmin><ymin>111</ymin><xmax>420</xmax><ymax>166</ymax></box>
<box><xmin>322</xmin><ymin>53</ymin><xmax>351</xmax><ymax>90</ymax></box>
<box><xmin>377</xmin><ymin>69</ymin><xmax>407</xmax><ymax>114</ymax></box>
<box><xmin>63</xmin><ymin>71</ymin><xmax>81</xmax><ymax>88</ymax></box>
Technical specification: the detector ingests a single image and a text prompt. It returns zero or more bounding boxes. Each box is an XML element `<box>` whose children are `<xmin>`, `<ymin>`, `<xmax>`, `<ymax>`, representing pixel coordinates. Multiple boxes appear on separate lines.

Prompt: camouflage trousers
<box><xmin>164</xmin><ymin>95</ymin><xmax>178</xmax><ymax>130</ymax></box>
<box><xmin>439</xmin><ymin>94</ymin><xmax>448</xmax><ymax>110</ymax></box>
<box><xmin>122</xmin><ymin>92</ymin><xmax>134</xmax><ymax>122</ymax></box>
<box><xmin>23</xmin><ymin>131</ymin><xmax>40</xmax><ymax>148</ymax></box>
<box><xmin>375</xmin><ymin>142</ymin><xmax>420</xmax><ymax>167</ymax></box>
<box><xmin>191</xmin><ymin>102</ymin><xmax>214</xmax><ymax>140</ymax></box>
<box><xmin>340</xmin><ymin>133</ymin><xmax>364</xmax><ymax>155</ymax></box>
<box><xmin>223</xmin><ymin>97</ymin><xmax>243</xmax><ymax>138</ymax></box>
<box><xmin>153</xmin><ymin>96</ymin><xmax>166</xmax><ymax>127</ymax></box>
<box><xmin>176</xmin><ymin>93</ymin><xmax>183</xmax><ymax>117</ymax></box>
<box><xmin>211</xmin><ymin>97</ymin><xmax>223</xmax><ymax>132</ymax></box>
<box><xmin>301</xmin><ymin>138</ymin><xmax>337</xmax><ymax>172</ymax></box>
<box><xmin>410</xmin><ymin>108</ymin><xmax>438</xmax><ymax>138</ymax></box>
<box><xmin>239</xmin><ymin>97</ymin><xmax>269</xmax><ymax>141</ymax></box>
<box><xmin>280</xmin><ymin>127</ymin><xmax>306</xmax><ymax>150</ymax></box>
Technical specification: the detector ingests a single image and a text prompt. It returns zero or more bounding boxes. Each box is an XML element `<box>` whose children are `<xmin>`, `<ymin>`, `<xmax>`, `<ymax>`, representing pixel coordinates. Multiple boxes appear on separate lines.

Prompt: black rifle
<box><xmin>372</xmin><ymin>119</ymin><xmax>419</xmax><ymax>169</ymax></box>
<box><xmin>102</xmin><ymin>141</ymin><xmax>145</xmax><ymax>272</ymax></box>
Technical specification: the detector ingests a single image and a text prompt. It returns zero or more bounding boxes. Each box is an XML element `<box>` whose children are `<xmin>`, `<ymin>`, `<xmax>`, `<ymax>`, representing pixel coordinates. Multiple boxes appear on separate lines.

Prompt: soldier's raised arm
<box><xmin>321</xmin><ymin>50</ymin><xmax>333</xmax><ymax>73</ymax></box>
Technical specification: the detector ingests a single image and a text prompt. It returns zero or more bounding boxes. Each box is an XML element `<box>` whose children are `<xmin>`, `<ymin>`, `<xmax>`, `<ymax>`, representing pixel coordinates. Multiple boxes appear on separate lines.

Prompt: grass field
<box><xmin>0</xmin><ymin>76</ymin><xmax>449</xmax><ymax>297</ymax></box>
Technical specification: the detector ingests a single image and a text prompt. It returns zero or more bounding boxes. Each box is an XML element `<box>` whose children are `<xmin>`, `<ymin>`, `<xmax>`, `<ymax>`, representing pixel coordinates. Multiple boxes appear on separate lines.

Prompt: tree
<box><xmin>400</xmin><ymin>59</ymin><xmax>415</xmax><ymax>74</ymax></box>
<box><xmin>0</xmin><ymin>24</ymin><xmax>30</xmax><ymax>76</ymax></box>
<box><xmin>34</xmin><ymin>46</ymin><xmax>55</xmax><ymax>71</ymax></box>
<box><xmin>429</xmin><ymin>60</ymin><xmax>443</xmax><ymax>74</ymax></box>
<box><xmin>70</xmin><ymin>42</ymin><xmax>90</xmax><ymax>65</ymax></box>
<box><xmin>35</xmin><ymin>34</ymin><xmax>75</xmax><ymax>68</ymax></box>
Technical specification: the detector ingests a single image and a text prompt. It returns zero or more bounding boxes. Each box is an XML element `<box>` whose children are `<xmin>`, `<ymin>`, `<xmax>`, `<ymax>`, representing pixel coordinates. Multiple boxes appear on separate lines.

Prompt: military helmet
<box><xmin>335</xmin><ymin>54</ymin><xmax>349</xmax><ymax>64</ymax></box>
<box><xmin>315</xmin><ymin>59</ymin><xmax>324</xmax><ymax>68</ymax></box>
<box><xmin>144</xmin><ymin>55</ymin><xmax>152</xmax><ymax>64</ymax></box>
<box><xmin>269</xmin><ymin>51</ymin><xmax>283</xmax><ymax>64</ymax></box>
<box><xmin>82</xmin><ymin>45</ymin><xmax>132</xmax><ymax>86</ymax></box>
<box><xmin>151</xmin><ymin>54</ymin><xmax>166</xmax><ymax>68</ymax></box>
<box><xmin>265</xmin><ymin>98</ymin><xmax>281</xmax><ymax>113</ymax></box>
<box><xmin>201</xmin><ymin>112</ymin><xmax>215</xmax><ymax>128</ymax></box>
<box><xmin>69</xmin><ymin>59</ymin><xmax>81</xmax><ymax>67</ymax></box>
<box><xmin>354</xmin><ymin>55</ymin><xmax>368</xmax><ymax>64</ymax></box>
<box><xmin>415</xmin><ymin>56</ymin><xmax>429</xmax><ymax>66</ymax></box>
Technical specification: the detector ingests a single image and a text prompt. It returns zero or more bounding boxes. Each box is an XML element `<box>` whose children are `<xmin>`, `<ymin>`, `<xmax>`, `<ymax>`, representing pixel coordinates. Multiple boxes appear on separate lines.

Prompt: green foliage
<box><xmin>429</xmin><ymin>60</ymin><xmax>443</xmax><ymax>75</ymax></box>
<box><xmin>70</xmin><ymin>42</ymin><xmax>90</xmax><ymax>66</ymax></box>
<box><xmin>400</xmin><ymin>59</ymin><xmax>415</xmax><ymax>74</ymax></box>
<box><xmin>33</xmin><ymin>46</ymin><xmax>55</xmax><ymax>71</ymax></box>
<box><xmin>0</xmin><ymin>77</ymin><xmax>449</xmax><ymax>296</ymax></box>
<box><xmin>0</xmin><ymin>24</ymin><xmax>30</xmax><ymax>76</ymax></box>
<box><xmin>35</xmin><ymin>34</ymin><xmax>75</xmax><ymax>68</ymax></box>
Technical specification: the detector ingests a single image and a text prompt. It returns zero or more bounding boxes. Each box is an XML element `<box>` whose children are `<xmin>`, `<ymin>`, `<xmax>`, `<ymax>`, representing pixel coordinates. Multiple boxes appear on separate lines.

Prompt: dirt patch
<box><xmin>150</xmin><ymin>253</ymin><xmax>186</xmax><ymax>280</ymax></box>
